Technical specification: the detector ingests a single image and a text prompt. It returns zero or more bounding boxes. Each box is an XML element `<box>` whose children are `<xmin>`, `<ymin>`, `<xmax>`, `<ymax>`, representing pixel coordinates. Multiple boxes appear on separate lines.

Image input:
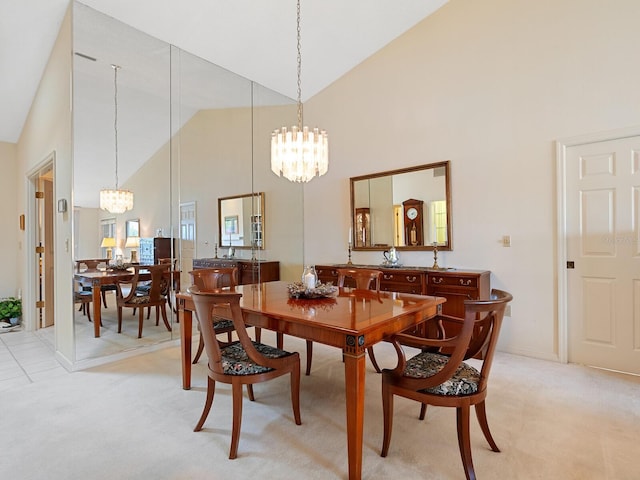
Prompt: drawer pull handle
<box><xmin>405</xmin><ymin>276</ymin><xmax>417</xmax><ymax>283</ymax></box>
<box><xmin>432</xmin><ymin>277</ymin><xmax>444</xmax><ymax>284</ymax></box>
<box><xmin>460</xmin><ymin>279</ymin><xmax>472</xmax><ymax>286</ymax></box>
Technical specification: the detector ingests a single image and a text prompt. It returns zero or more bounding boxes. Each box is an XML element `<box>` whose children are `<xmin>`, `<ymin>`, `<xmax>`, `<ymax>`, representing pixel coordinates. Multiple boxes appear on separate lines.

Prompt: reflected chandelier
<box><xmin>100</xmin><ymin>64</ymin><xmax>133</xmax><ymax>214</ymax></box>
<box><xmin>271</xmin><ymin>0</ymin><xmax>329</xmax><ymax>183</ymax></box>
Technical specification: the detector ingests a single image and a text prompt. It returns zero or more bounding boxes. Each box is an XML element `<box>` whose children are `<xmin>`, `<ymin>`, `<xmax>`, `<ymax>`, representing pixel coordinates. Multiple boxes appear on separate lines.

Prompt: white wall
<box><xmin>0</xmin><ymin>141</ymin><xmax>18</xmax><ymax>297</ymax></box>
<box><xmin>16</xmin><ymin>5</ymin><xmax>73</xmax><ymax>363</ymax></box>
<box><xmin>302</xmin><ymin>0</ymin><xmax>640</xmax><ymax>360</ymax></box>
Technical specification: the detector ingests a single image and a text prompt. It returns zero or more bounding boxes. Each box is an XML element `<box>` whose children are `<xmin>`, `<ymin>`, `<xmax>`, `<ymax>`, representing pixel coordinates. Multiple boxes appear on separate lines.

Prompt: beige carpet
<box><xmin>2</xmin><ymin>332</ymin><xmax>638</xmax><ymax>479</ymax></box>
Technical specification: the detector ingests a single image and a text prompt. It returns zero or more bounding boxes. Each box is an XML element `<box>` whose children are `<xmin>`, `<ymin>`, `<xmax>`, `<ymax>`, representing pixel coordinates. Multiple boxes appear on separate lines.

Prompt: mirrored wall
<box><xmin>72</xmin><ymin>2</ymin><xmax>302</xmax><ymax>364</ymax></box>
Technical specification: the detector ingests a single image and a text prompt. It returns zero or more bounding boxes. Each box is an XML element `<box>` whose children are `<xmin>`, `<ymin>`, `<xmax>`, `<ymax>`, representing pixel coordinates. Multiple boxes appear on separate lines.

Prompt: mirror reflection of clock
<box><xmin>406</xmin><ymin>207</ymin><xmax>418</xmax><ymax>220</ymax></box>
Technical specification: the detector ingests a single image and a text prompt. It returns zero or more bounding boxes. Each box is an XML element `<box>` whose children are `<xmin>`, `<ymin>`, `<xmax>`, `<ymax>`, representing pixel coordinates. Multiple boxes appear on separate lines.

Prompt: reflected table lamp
<box><xmin>125</xmin><ymin>236</ymin><xmax>140</xmax><ymax>263</ymax></box>
<box><xmin>101</xmin><ymin>237</ymin><xmax>117</xmax><ymax>260</ymax></box>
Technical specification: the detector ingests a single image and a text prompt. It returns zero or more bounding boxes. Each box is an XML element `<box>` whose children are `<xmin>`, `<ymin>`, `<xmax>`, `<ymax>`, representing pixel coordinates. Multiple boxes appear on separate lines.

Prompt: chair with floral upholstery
<box><xmin>189</xmin><ymin>267</ymin><xmax>239</xmax><ymax>364</ymax></box>
<box><xmin>114</xmin><ymin>264</ymin><xmax>172</xmax><ymax>338</ymax></box>
<box><xmin>380</xmin><ymin>289</ymin><xmax>513</xmax><ymax>480</ymax></box>
<box><xmin>188</xmin><ymin>285</ymin><xmax>302</xmax><ymax>459</ymax></box>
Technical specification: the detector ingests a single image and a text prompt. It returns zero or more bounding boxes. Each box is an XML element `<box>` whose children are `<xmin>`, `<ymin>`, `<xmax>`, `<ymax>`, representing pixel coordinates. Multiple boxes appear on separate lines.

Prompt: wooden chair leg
<box><xmin>229</xmin><ymin>381</ymin><xmax>244</xmax><ymax>459</ymax></box>
<box><xmin>456</xmin><ymin>404</ymin><xmax>476</xmax><ymax>480</ymax></box>
<box><xmin>246</xmin><ymin>384</ymin><xmax>255</xmax><ymax>401</ymax></box>
<box><xmin>101</xmin><ymin>290</ymin><xmax>108</xmax><ymax>308</ymax></box>
<box><xmin>305</xmin><ymin>340</ymin><xmax>313</xmax><ymax>376</ymax></box>
<box><xmin>367</xmin><ymin>346</ymin><xmax>382</xmax><ymax>373</ymax></box>
<box><xmin>192</xmin><ymin>335</ymin><xmax>205</xmax><ymax>364</ymax></box>
<box><xmin>137</xmin><ymin>306</ymin><xmax>145</xmax><ymax>338</ymax></box>
<box><xmin>291</xmin><ymin>366</ymin><xmax>302</xmax><ymax>425</ymax></box>
<box><xmin>117</xmin><ymin>307</ymin><xmax>123</xmax><ymax>333</ymax></box>
<box><xmin>86</xmin><ymin>303</ymin><xmax>92</xmax><ymax>323</ymax></box>
<box><xmin>276</xmin><ymin>332</ymin><xmax>283</xmax><ymax>349</ymax></box>
<box><xmin>194</xmin><ymin>376</ymin><xmax>215</xmax><ymax>432</ymax></box>
<box><xmin>475</xmin><ymin>401</ymin><xmax>500</xmax><ymax>452</ymax></box>
<box><xmin>419</xmin><ymin>403</ymin><xmax>427</xmax><ymax>420</ymax></box>
<box><xmin>381</xmin><ymin>381</ymin><xmax>394</xmax><ymax>457</ymax></box>
<box><xmin>160</xmin><ymin>304</ymin><xmax>171</xmax><ymax>332</ymax></box>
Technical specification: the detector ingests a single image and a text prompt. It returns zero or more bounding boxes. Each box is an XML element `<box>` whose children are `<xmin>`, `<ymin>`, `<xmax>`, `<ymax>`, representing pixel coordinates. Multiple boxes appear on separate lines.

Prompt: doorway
<box><xmin>29</xmin><ymin>158</ymin><xmax>55</xmax><ymax>330</ymax></box>
<box><xmin>557</xmin><ymin>127</ymin><xmax>640</xmax><ymax>375</ymax></box>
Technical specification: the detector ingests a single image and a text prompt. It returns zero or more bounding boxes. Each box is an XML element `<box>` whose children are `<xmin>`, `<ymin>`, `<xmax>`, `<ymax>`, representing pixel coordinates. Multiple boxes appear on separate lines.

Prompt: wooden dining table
<box><xmin>177</xmin><ymin>280</ymin><xmax>445</xmax><ymax>480</ymax></box>
<box><xmin>75</xmin><ymin>268</ymin><xmax>181</xmax><ymax>338</ymax></box>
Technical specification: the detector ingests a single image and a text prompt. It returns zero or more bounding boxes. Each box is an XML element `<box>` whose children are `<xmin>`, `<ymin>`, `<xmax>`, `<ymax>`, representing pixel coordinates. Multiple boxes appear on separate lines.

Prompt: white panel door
<box><xmin>566</xmin><ymin>136</ymin><xmax>640</xmax><ymax>374</ymax></box>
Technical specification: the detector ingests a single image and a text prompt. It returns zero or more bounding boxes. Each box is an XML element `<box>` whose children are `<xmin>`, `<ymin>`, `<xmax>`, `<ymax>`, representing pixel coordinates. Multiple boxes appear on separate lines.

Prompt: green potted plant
<box><xmin>0</xmin><ymin>297</ymin><xmax>22</xmax><ymax>325</ymax></box>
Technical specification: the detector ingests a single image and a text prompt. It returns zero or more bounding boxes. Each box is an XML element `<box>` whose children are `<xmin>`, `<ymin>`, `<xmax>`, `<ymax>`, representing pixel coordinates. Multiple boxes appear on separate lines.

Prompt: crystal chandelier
<box><xmin>100</xmin><ymin>64</ymin><xmax>133</xmax><ymax>214</ymax></box>
<box><xmin>271</xmin><ymin>0</ymin><xmax>329</xmax><ymax>183</ymax></box>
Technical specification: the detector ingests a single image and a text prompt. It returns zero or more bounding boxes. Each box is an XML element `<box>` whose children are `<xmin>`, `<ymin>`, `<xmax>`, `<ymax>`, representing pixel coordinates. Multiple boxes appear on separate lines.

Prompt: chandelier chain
<box><xmin>296</xmin><ymin>0</ymin><xmax>302</xmax><ymax>129</ymax></box>
<box><xmin>112</xmin><ymin>64</ymin><xmax>120</xmax><ymax>190</ymax></box>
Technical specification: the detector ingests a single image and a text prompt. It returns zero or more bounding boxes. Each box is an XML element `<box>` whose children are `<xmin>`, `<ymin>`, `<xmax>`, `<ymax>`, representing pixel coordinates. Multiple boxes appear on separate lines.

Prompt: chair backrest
<box><xmin>119</xmin><ymin>264</ymin><xmax>171</xmax><ymax>302</ymax></box>
<box><xmin>336</xmin><ymin>268</ymin><xmax>382</xmax><ymax>290</ymax></box>
<box><xmin>188</xmin><ymin>286</ymin><xmax>250</xmax><ymax>375</ymax></box>
<box><xmin>76</xmin><ymin>258</ymin><xmax>110</xmax><ymax>273</ymax></box>
<box><xmin>453</xmin><ymin>289</ymin><xmax>512</xmax><ymax>390</ymax></box>
<box><xmin>189</xmin><ymin>267</ymin><xmax>239</xmax><ymax>291</ymax></box>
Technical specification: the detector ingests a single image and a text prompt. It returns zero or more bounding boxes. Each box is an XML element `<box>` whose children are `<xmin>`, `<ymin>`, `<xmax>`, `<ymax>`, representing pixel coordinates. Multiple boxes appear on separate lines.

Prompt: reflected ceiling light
<box><xmin>100</xmin><ymin>64</ymin><xmax>134</xmax><ymax>214</ymax></box>
<box><xmin>271</xmin><ymin>0</ymin><xmax>328</xmax><ymax>183</ymax></box>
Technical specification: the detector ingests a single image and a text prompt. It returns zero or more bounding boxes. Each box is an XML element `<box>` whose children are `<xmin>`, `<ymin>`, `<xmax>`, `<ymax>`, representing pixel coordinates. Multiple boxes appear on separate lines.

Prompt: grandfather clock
<box><xmin>402</xmin><ymin>199</ymin><xmax>424</xmax><ymax>246</ymax></box>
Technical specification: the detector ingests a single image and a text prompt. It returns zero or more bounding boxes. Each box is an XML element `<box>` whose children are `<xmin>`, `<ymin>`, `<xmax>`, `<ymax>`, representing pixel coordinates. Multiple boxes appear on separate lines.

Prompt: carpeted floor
<box><xmin>1</xmin><ymin>331</ymin><xmax>639</xmax><ymax>479</ymax></box>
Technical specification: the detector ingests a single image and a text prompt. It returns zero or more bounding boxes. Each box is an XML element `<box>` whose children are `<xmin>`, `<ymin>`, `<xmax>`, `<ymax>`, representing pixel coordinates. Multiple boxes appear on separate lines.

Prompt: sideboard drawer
<box><xmin>429</xmin><ymin>274</ymin><xmax>478</xmax><ymax>289</ymax></box>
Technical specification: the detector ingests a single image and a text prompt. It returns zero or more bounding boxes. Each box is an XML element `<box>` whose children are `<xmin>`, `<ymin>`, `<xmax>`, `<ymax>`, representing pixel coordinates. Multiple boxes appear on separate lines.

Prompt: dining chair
<box><xmin>75</xmin><ymin>258</ymin><xmax>113</xmax><ymax>308</ymax></box>
<box><xmin>189</xmin><ymin>267</ymin><xmax>239</xmax><ymax>364</ymax></box>
<box><xmin>74</xmin><ymin>279</ymin><xmax>93</xmax><ymax>322</ymax></box>
<box><xmin>380</xmin><ymin>289</ymin><xmax>513</xmax><ymax>480</ymax></box>
<box><xmin>114</xmin><ymin>264</ymin><xmax>172</xmax><ymax>338</ymax></box>
<box><xmin>188</xmin><ymin>286</ymin><xmax>302</xmax><ymax>459</ymax></box>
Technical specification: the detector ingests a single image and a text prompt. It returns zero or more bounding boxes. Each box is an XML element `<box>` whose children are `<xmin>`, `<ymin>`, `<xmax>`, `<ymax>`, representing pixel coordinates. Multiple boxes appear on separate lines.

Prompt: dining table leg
<box><xmin>343</xmin><ymin>349</ymin><xmax>366</xmax><ymax>480</ymax></box>
<box><xmin>92</xmin><ymin>281</ymin><xmax>102</xmax><ymax>338</ymax></box>
<box><xmin>179</xmin><ymin>301</ymin><xmax>193</xmax><ymax>390</ymax></box>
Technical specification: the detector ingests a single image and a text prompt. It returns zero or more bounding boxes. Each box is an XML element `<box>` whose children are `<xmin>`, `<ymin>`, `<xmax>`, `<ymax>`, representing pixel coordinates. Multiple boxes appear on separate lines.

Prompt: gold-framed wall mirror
<box><xmin>218</xmin><ymin>192</ymin><xmax>265</xmax><ymax>250</ymax></box>
<box><xmin>350</xmin><ymin>161</ymin><xmax>452</xmax><ymax>251</ymax></box>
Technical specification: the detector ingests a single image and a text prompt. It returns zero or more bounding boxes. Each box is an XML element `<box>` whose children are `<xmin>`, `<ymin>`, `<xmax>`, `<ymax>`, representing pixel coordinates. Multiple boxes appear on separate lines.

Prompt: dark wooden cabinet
<box><xmin>426</xmin><ymin>269</ymin><xmax>490</xmax><ymax>319</ymax></box>
<box><xmin>192</xmin><ymin>258</ymin><xmax>280</xmax><ymax>285</ymax></box>
<box><xmin>316</xmin><ymin>263</ymin><xmax>489</xmax><ymax>317</ymax></box>
<box><xmin>139</xmin><ymin>237</ymin><xmax>175</xmax><ymax>265</ymax></box>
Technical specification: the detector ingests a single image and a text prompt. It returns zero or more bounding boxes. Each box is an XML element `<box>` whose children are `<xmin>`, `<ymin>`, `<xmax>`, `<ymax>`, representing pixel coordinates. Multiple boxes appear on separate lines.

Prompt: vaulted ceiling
<box><xmin>1</xmin><ymin>0</ymin><xmax>448</xmax><ymax>206</ymax></box>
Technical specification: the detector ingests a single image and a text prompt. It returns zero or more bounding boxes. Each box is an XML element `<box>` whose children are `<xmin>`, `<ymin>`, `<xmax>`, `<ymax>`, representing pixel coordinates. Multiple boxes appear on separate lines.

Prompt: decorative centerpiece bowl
<box><xmin>287</xmin><ymin>281</ymin><xmax>338</xmax><ymax>299</ymax></box>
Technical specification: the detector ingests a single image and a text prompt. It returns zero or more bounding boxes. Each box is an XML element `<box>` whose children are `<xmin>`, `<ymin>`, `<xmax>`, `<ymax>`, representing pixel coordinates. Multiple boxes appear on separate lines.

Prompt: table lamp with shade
<box><xmin>125</xmin><ymin>236</ymin><xmax>140</xmax><ymax>263</ymax></box>
<box><xmin>100</xmin><ymin>237</ymin><xmax>117</xmax><ymax>259</ymax></box>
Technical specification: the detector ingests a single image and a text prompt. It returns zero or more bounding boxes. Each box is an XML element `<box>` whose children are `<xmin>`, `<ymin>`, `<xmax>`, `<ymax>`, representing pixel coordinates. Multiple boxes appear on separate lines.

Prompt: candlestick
<box><xmin>214</xmin><ymin>242</ymin><xmax>219</xmax><ymax>259</ymax></box>
<box><xmin>432</xmin><ymin>242</ymin><xmax>439</xmax><ymax>269</ymax></box>
<box><xmin>347</xmin><ymin>241</ymin><xmax>353</xmax><ymax>265</ymax></box>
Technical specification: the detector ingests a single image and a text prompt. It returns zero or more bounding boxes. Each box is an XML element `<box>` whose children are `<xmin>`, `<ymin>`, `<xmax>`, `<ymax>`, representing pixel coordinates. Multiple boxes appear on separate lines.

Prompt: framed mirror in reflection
<box><xmin>350</xmin><ymin>161</ymin><xmax>452</xmax><ymax>251</ymax></box>
<box><xmin>218</xmin><ymin>192</ymin><xmax>265</xmax><ymax>249</ymax></box>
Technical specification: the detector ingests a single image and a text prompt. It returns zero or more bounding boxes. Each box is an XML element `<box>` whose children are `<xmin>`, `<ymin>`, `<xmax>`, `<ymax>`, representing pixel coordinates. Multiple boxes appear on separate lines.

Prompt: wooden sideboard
<box><xmin>315</xmin><ymin>264</ymin><xmax>490</xmax><ymax>320</ymax></box>
<box><xmin>192</xmin><ymin>258</ymin><xmax>280</xmax><ymax>285</ymax></box>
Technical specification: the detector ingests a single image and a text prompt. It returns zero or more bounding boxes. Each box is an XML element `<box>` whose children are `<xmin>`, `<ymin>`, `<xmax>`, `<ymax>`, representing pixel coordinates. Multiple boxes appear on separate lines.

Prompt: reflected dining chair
<box><xmin>114</xmin><ymin>264</ymin><xmax>172</xmax><ymax>338</ymax></box>
<box><xmin>188</xmin><ymin>286</ymin><xmax>302</xmax><ymax>459</ymax></box>
<box><xmin>189</xmin><ymin>267</ymin><xmax>239</xmax><ymax>364</ymax></box>
<box><xmin>380</xmin><ymin>289</ymin><xmax>513</xmax><ymax>480</ymax></box>
<box><xmin>75</xmin><ymin>258</ymin><xmax>113</xmax><ymax>308</ymax></box>
<box><xmin>74</xmin><ymin>279</ymin><xmax>93</xmax><ymax>322</ymax></box>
